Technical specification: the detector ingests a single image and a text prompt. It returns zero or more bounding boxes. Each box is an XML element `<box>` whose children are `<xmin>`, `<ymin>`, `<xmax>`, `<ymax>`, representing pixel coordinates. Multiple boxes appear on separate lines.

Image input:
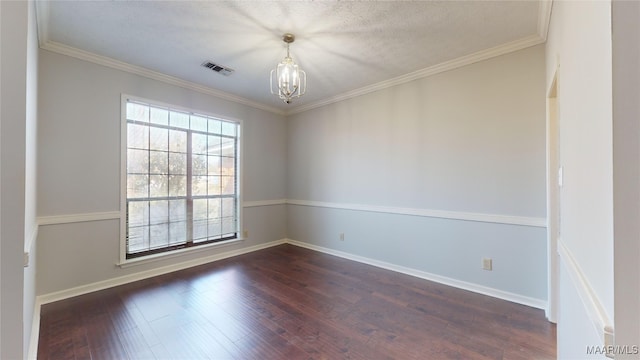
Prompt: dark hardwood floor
<box><xmin>38</xmin><ymin>244</ymin><xmax>556</xmax><ymax>359</ymax></box>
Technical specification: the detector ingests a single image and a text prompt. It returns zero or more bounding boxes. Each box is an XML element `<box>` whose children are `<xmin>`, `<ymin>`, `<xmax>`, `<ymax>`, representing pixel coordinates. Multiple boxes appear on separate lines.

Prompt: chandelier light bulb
<box><xmin>270</xmin><ymin>33</ymin><xmax>306</xmax><ymax>104</ymax></box>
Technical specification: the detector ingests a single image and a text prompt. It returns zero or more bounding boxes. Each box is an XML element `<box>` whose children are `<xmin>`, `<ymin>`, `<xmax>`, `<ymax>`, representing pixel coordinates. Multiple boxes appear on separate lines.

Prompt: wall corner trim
<box><xmin>26</xmin><ymin>298</ymin><xmax>43</xmax><ymax>360</ymax></box>
<box><xmin>558</xmin><ymin>239</ymin><xmax>614</xmax><ymax>348</ymax></box>
<box><xmin>24</xmin><ymin>225</ymin><xmax>38</xmax><ymax>267</ymax></box>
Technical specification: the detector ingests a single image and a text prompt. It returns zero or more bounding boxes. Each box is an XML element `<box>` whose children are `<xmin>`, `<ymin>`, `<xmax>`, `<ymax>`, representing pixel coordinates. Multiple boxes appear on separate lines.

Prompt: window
<box><xmin>121</xmin><ymin>96</ymin><xmax>240</xmax><ymax>260</ymax></box>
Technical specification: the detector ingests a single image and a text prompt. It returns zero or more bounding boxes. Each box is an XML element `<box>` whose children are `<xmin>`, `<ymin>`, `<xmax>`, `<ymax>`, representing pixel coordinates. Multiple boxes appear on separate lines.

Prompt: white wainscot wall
<box><xmin>287</xmin><ymin>203</ymin><xmax>547</xmax><ymax>308</ymax></box>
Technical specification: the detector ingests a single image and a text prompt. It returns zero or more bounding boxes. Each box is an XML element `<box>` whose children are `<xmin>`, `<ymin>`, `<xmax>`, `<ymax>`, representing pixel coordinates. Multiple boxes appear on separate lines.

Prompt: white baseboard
<box><xmin>32</xmin><ymin>237</ymin><xmax>546</xmax><ymax>357</ymax></box>
<box><xmin>31</xmin><ymin>238</ymin><xmax>286</xmax><ymax>358</ymax></box>
<box><xmin>36</xmin><ymin>236</ymin><xmax>546</xmax><ymax>308</ymax></box>
<box><xmin>285</xmin><ymin>238</ymin><xmax>547</xmax><ymax>309</ymax></box>
<box><xmin>37</xmin><ymin>239</ymin><xmax>286</xmax><ymax>305</ymax></box>
<box><xmin>26</xmin><ymin>298</ymin><xmax>42</xmax><ymax>360</ymax></box>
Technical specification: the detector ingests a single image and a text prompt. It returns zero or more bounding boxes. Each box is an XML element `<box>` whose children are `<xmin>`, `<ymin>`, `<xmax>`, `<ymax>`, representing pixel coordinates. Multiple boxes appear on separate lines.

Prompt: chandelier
<box><xmin>270</xmin><ymin>33</ymin><xmax>306</xmax><ymax>104</ymax></box>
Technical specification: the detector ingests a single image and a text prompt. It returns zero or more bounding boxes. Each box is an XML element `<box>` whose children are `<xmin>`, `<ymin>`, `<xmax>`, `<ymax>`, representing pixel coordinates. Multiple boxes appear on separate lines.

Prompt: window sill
<box><xmin>116</xmin><ymin>237</ymin><xmax>245</xmax><ymax>269</ymax></box>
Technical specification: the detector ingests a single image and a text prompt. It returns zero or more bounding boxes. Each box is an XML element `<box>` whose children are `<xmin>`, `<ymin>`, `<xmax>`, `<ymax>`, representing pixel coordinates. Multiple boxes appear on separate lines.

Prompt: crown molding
<box><xmin>36</xmin><ymin>1</ymin><xmax>549</xmax><ymax>118</ymax></box>
<box><xmin>34</xmin><ymin>0</ymin><xmax>50</xmax><ymax>48</ymax></box>
<box><xmin>537</xmin><ymin>0</ymin><xmax>553</xmax><ymax>41</ymax></box>
<box><xmin>39</xmin><ymin>40</ymin><xmax>286</xmax><ymax>116</ymax></box>
<box><xmin>286</xmin><ymin>34</ymin><xmax>545</xmax><ymax>115</ymax></box>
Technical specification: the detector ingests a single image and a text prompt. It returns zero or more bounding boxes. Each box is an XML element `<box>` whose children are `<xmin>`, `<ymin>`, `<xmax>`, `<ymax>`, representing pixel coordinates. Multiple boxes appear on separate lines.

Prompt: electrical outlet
<box><xmin>482</xmin><ymin>258</ymin><xmax>493</xmax><ymax>271</ymax></box>
<box><xmin>243</xmin><ymin>230</ymin><xmax>249</xmax><ymax>238</ymax></box>
<box><xmin>339</xmin><ymin>233</ymin><xmax>345</xmax><ymax>241</ymax></box>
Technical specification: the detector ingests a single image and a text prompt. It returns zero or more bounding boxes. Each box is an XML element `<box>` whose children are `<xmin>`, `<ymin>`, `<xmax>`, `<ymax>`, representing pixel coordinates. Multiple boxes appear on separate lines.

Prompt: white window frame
<box><xmin>119</xmin><ymin>94</ymin><xmax>243</xmax><ymax>266</ymax></box>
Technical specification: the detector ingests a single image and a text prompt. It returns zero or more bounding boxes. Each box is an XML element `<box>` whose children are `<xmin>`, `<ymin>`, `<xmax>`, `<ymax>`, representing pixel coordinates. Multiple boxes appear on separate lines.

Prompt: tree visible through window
<box><xmin>123</xmin><ymin>98</ymin><xmax>239</xmax><ymax>259</ymax></box>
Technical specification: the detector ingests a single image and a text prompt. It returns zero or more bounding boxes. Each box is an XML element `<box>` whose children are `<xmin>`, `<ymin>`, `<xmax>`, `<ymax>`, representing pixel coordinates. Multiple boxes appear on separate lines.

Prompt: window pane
<box><xmin>149</xmin><ymin>200</ymin><xmax>168</xmax><ymax>225</ymax></box>
<box><xmin>208</xmin><ymin>198</ymin><xmax>221</xmax><ymax>219</ymax></box>
<box><xmin>221</xmin><ymin>176</ymin><xmax>235</xmax><ymax>195</ymax></box>
<box><xmin>193</xmin><ymin>199</ymin><xmax>207</xmax><ymax>220</ymax></box>
<box><xmin>208</xmin><ymin>156</ymin><xmax>221</xmax><ymax>175</ymax></box>
<box><xmin>206</xmin><ymin>218</ymin><xmax>222</xmax><ymax>240</ymax></box>
<box><xmin>192</xmin><ymin>154</ymin><xmax>207</xmax><ymax>175</ymax></box>
<box><xmin>192</xmin><ymin>176</ymin><xmax>207</xmax><ymax>196</ymax></box>
<box><xmin>150</xmin><ymin>127</ymin><xmax>168</xmax><ymax>151</ymax></box>
<box><xmin>191</xmin><ymin>115</ymin><xmax>208</xmax><ymax>132</ymax></box>
<box><xmin>149</xmin><ymin>175</ymin><xmax>168</xmax><ymax>197</ymax></box>
<box><xmin>193</xmin><ymin>219</ymin><xmax>207</xmax><ymax>240</ymax></box>
<box><xmin>221</xmin><ymin>198</ymin><xmax>235</xmax><ymax>218</ymax></box>
<box><xmin>128</xmin><ymin>226</ymin><xmax>149</xmax><ymax>253</ymax></box>
<box><xmin>208</xmin><ymin>176</ymin><xmax>221</xmax><ymax>195</ymax></box>
<box><xmin>127</xmin><ymin>102</ymin><xmax>149</xmax><ymax>122</ymax></box>
<box><xmin>127</xmin><ymin>149</ymin><xmax>149</xmax><ymax>174</ymax></box>
<box><xmin>208</xmin><ymin>119</ymin><xmax>222</xmax><ymax>134</ymax></box>
<box><xmin>170</xmin><ymin>111</ymin><xmax>190</xmax><ymax>129</ymax></box>
<box><xmin>150</xmin><ymin>224</ymin><xmax>169</xmax><ymax>249</ymax></box>
<box><xmin>150</xmin><ymin>107</ymin><xmax>169</xmax><ymax>126</ymax></box>
<box><xmin>222</xmin><ymin>217</ymin><xmax>236</xmax><ymax>236</ymax></box>
<box><xmin>192</xmin><ymin>133</ymin><xmax>207</xmax><ymax>154</ymax></box>
<box><xmin>127</xmin><ymin>174</ymin><xmax>148</xmax><ymax>198</ymax></box>
<box><xmin>169</xmin><ymin>130</ymin><xmax>187</xmax><ymax>153</ymax></box>
<box><xmin>169</xmin><ymin>221</ymin><xmax>187</xmax><ymax>245</ymax></box>
<box><xmin>221</xmin><ymin>137</ymin><xmax>235</xmax><ymax>157</ymax></box>
<box><xmin>221</xmin><ymin>157</ymin><xmax>235</xmax><ymax>175</ymax></box>
<box><xmin>221</xmin><ymin>121</ymin><xmax>236</xmax><ymax>136</ymax></box>
<box><xmin>169</xmin><ymin>152</ymin><xmax>186</xmax><ymax>175</ymax></box>
<box><xmin>128</xmin><ymin>123</ymin><xmax>148</xmax><ymax>149</ymax></box>
<box><xmin>128</xmin><ymin>201</ymin><xmax>149</xmax><ymax>228</ymax></box>
<box><xmin>169</xmin><ymin>200</ymin><xmax>187</xmax><ymax>221</ymax></box>
<box><xmin>149</xmin><ymin>151</ymin><xmax>168</xmax><ymax>175</ymax></box>
<box><xmin>207</xmin><ymin>135</ymin><xmax>222</xmax><ymax>155</ymax></box>
<box><xmin>169</xmin><ymin>175</ymin><xmax>187</xmax><ymax>197</ymax></box>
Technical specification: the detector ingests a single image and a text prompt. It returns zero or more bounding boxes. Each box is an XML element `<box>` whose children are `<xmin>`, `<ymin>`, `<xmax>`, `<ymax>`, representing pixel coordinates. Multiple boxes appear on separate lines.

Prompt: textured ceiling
<box><xmin>37</xmin><ymin>1</ymin><xmax>547</xmax><ymax>114</ymax></box>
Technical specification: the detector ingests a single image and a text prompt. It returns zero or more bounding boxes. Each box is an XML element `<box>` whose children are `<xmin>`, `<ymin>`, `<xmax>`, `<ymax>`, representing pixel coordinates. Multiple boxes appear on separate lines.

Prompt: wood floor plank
<box><xmin>38</xmin><ymin>244</ymin><xmax>555</xmax><ymax>359</ymax></box>
<box><xmin>117</xmin><ymin>326</ymin><xmax>157</xmax><ymax>360</ymax></box>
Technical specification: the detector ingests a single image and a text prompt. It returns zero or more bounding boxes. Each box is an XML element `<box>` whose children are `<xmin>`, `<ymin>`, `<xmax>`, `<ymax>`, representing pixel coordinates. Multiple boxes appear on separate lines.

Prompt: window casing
<box><xmin>120</xmin><ymin>96</ymin><xmax>241</xmax><ymax>261</ymax></box>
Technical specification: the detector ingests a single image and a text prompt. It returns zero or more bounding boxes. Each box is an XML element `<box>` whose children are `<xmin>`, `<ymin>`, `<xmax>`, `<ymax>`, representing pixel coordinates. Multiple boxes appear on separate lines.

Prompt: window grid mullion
<box><xmin>166</xmin><ymin>127</ymin><xmax>171</xmax><ymax>248</ymax></box>
<box><xmin>146</xmin><ymin>122</ymin><xmax>152</xmax><ymax>251</ymax></box>
<box><xmin>186</xmin><ymin>130</ymin><xmax>194</xmax><ymax>245</ymax></box>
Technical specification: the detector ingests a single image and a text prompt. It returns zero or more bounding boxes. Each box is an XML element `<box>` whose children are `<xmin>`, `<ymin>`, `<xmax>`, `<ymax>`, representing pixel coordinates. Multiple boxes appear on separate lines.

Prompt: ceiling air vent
<box><xmin>201</xmin><ymin>61</ymin><xmax>234</xmax><ymax>76</ymax></box>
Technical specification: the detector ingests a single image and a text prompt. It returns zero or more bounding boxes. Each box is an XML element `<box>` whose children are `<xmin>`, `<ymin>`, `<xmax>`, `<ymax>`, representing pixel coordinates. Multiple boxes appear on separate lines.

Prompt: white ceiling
<box><xmin>36</xmin><ymin>1</ymin><xmax>550</xmax><ymax>114</ymax></box>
